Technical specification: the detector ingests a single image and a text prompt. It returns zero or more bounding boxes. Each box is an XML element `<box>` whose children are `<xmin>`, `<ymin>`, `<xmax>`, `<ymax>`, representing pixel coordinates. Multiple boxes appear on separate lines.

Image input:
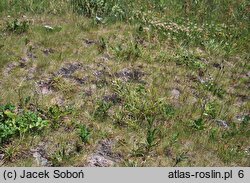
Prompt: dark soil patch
<box><xmin>87</xmin><ymin>139</ymin><xmax>122</xmax><ymax>167</ymax></box>
<box><xmin>27</xmin><ymin>51</ymin><xmax>37</xmax><ymax>60</ymax></box>
<box><xmin>72</xmin><ymin>76</ymin><xmax>88</xmax><ymax>84</ymax></box>
<box><xmin>31</xmin><ymin>143</ymin><xmax>52</xmax><ymax>167</ymax></box>
<box><xmin>26</xmin><ymin>66</ymin><xmax>37</xmax><ymax>80</ymax></box>
<box><xmin>55</xmin><ymin>62</ymin><xmax>83</xmax><ymax>77</ymax></box>
<box><xmin>42</xmin><ymin>48</ymin><xmax>55</xmax><ymax>56</ymax></box>
<box><xmin>19</xmin><ymin>58</ymin><xmax>28</xmax><ymax>68</ymax></box>
<box><xmin>212</xmin><ymin>63</ymin><xmax>223</xmax><ymax>69</ymax></box>
<box><xmin>84</xmin><ymin>89</ymin><xmax>93</xmax><ymax>97</ymax></box>
<box><xmin>3</xmin><ymin>57</ymin><xmax>34</xmax><ymax>77</ymax></box>
<box><xmin>37</xmin><ymin>79</ymin><xmax>54</xmax><ymax>94</ymax></box>
<box><xmin>115</xmin><ymin>68</ymin><xmax>145</xmax><ymax>82</ymax></box>
<box><xmin>55</xmin><ymin>62</ymin><xmax>88</xmax><ymax>85</ymax></box>
<box><xmin>3</xmin><ymin>62</ymin><xmax>19</xmax><ymax>76</ymax></box>
<box><xmin>103</xmin><ymin>93</ymin><xmax>121</xmax><ymax>104</ymax></box>
<box><xmin>83</xmin><ymin>39</ymin><xmax>97</xmax><ymax>46</ymax></box>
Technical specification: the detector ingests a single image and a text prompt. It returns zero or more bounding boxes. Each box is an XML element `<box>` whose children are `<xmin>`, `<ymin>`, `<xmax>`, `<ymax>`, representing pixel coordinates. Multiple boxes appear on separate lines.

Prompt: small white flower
<box><xmin>96</xmin><ymin>16</ymin><xmax>102</xmax><ymax>21</ymax></box>
<box><xmin>44</xmin><ymin>25</ymin><xmax>53</xmax><ymax>30</ymax></box>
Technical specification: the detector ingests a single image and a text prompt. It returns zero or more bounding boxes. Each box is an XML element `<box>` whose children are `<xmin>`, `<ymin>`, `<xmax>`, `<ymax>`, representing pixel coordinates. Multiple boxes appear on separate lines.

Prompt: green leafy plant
<box><xmin>222</xmin><ymin>122</ymin><xmax>239</xmax><ymax>139</ymax></box>
<box><xmin>203</xmin><ymin>102</ymin><xmax>219</xmax><ymax>119</ymax></box>
<box><xmin>93</xmin><ymin>100</ymin><xmax>112</xmax><ymax>121</ymax></box>
<box><xmin>171</xmin><ymin>132</ymin><xmax>179</xmax><ymax>144</ymax></box>
<box><xmin>209</xmin><ymin>128</ymin><xmax>219</xmax><ymax>142</ymax></box>
<box><xmin>0</xmin><ymin>103</ymin><xmax>49</xmax><ymax>144</ymax></box>
<box><xmin>190</xmin><ymin>118</ymin><xmax>205</xmax><ymax>131</ymax></box>
<box><xmin>241</xmin><ymin>115</ymin><xmax>249</xmax><ymax>128</ymax></box>
<box><xmin>174</xmin><ymin>151</ymin><xmax>189</xmax><ymax>166</ymax></box>
<box><xmin>112</xmin><ymin>41</ymin><xmax>141</xmax><ymax>61</ymax></box>
<box><xmin>174</xmin><ymin>50</ymin><xmax>206</xmax><ymax>70</ymax></box>
<box><xmin>0</xmin><ymin>104</ymin><xmax>18</xmax><ymax>144</ymax></box>
<box><xmin>202</xmin><ymin>81</ymin><xmax>225</xmax><ymax>98</ymax></box>
<box><xmin>97</xmin><ymin>37</ymin><xmax>107</xmax><ymax>53</ymax></box>
<box><xmin>78</xmin><ymin>124</ymin><xmax>91</xmax><ymax>143</ymax></box>
<box><xmin>47</xmin><ymin>105</ymin><xmax>71</xmax><ymax>128</ymax></box>
<box><xmin>71</xmin><ymin>0</ymin><xmax>126</xmax><ymax>21</ymax></box>
<box><xmin>161</xmin><ymin>104</ymin><xmax>175</xmax><ymax>118</ymax></box>
<box><xmin>145</xmin><ymin>116</ymin><xmax>158</xmax><ymax>152</ymax></box>
<box><xmin>71</xmin><ymin>0</ymin><xmax>107</xmax><ymax>17</ymax></box>
<box><xmin>5</xmin><ymin>19</ymin><xmax>29</xmax><ymax>34</ymax></box>
<box><xmin>15</xmin><ymin>111</ymin><xmax>48</xmax><ymax>133</ymax></box>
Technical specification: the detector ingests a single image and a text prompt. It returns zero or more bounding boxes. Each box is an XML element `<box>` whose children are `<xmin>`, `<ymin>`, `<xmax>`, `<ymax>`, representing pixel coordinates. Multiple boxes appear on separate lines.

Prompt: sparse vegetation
<box><xmin>0</xmin><ymin>0</ymin><xmax>249</xmax><ymax>167</ymax></box>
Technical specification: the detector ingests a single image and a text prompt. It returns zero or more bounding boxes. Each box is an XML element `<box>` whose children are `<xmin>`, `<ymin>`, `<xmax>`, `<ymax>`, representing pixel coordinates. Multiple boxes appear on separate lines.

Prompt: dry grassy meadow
<box><xmin>0</xmin><ymin>0</ymin><xmax>249</xmax><ymax>167</ymax></box>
